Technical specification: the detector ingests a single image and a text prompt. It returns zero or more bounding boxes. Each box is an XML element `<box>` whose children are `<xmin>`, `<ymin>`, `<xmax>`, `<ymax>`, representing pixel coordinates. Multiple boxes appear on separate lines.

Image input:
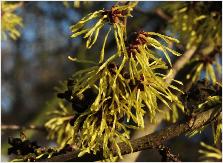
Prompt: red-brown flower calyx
<box><xmin>102</xmin><ymin>6</ymin><xmax>128</xmax><ymax>24</ymax></box>
<box><xmin>126</xmin><ymin>31</ymin><xmax>149</xmax><ymax>59</ymax></box>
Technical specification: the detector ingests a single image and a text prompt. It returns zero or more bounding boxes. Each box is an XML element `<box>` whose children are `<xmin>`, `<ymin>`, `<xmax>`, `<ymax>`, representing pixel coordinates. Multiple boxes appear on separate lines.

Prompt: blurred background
<box><xmin>1</xmin><ymin>1</ymin><xmax>222</xmax><ymax>161</ymax></box>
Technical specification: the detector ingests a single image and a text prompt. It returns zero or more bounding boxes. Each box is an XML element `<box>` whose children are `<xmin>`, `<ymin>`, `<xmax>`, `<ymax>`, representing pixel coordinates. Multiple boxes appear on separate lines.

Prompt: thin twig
<box><xmin>154</xmin><ymin>8</ymin><xmax>172</xmax><ymax>22</ymax></box>
<box><xmin>165</xmin><ymin>46</ymin><xmax>197</xmax><ymax>83</ymax></box>
<box><xmin>134</xmin><ymin>7</ymin><xmax>172</xmax><ymax>22</ymax></box>
<box><xmin>1</xmin><ymin>124</ymin><xmax>46</xmax><ymax>132</ymax></box>
<box><xmin>40</xmin><ymin>107</ymin><xmax>220</xmax><ymax>162</ymax></box>
<box><xmin>158</xmin><ymin>145</ymin><xmax>181</xmax><ymax>162</ymax></box>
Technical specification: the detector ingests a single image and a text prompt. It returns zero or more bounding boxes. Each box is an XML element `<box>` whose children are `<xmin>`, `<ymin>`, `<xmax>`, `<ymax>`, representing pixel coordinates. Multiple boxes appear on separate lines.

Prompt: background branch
<box><xmin>1</xmin><ymin>124</ymin><xmax>46</xmax><ymax>132</ymax></box>
<box><xmin>165</xmin><ymin>46</ymin><xmax>197</xmax><ymax>83</ymax></box>
<box><xmin>134</xmin><ymin>7</ymin><xmax>172</xmax><ymax>22</ymax></box>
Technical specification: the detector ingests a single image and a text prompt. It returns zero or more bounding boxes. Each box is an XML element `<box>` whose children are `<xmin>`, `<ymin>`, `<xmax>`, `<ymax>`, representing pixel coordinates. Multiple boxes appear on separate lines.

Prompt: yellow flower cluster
<box><xmin>46</xmin><ymin>2</ymin><xmax>183</xmax><ymax>160</ymax></box>
<box><xmin>1</xmin><ymin>2</ymin><xmax>23</xmax><ymax>40</ymax></box>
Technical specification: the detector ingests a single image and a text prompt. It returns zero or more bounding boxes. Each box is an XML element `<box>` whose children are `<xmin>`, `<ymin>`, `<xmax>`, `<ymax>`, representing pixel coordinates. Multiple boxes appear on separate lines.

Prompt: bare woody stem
<box><xmin>40</xmin><ymin>107</ymin><xmax>220</xmax><ymax>162</ymax></box>
<box><xmin>158</xmin><ymin>145</ymin><xmax>181</xmax><ymax>162</ymax></box>
<box><xmin>165</xmin><ymin>46</ymin><xmax>197</xmax><ymax>83</ymax></box>
<box><xmin>1</xmin><ymin>124</ymin><xmax>46</xmax><ymax>132</ymax></box>
<box><xmin>134</xmin><ymin>7</ymin><xmax>172</xmax><ymax>22</ymax></box>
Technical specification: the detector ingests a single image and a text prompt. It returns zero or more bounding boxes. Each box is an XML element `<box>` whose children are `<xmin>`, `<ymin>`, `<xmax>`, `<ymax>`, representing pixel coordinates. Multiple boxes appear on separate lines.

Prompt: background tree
<box><xmin>1</xmin><ymin>1</ymin><xmax>222</xmax><ymax>162</ymax></box>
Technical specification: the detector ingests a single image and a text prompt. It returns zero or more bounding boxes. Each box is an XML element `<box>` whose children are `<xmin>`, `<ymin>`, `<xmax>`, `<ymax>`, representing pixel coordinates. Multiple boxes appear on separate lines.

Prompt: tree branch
<box><xmin>1</xmin><ymin>124</ymin><xmax>46</xmax><ymax>132</ymax></box>
<box><xmin>154</xmin><ymin>8</ymin><xmax>172</xmax><ymax>22</ymax></box>
<box><xmin>158</xmin><ymin>145</ymin><xmax>181</xmax><ymax>162</ymax></box>
<box><xmin>40</xmin><ymin>107</ymin><xmax>220</xmax><ymax>162</ymax></box>
<box><xmin>134</xmin><ymin>7</ymin><xmax>172</xmax><ymax>22</ymax></box>
<box><xmin>165</xmin><ymin>46</ymin><xmax>197</xmax><ymax>83</ymax></box>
